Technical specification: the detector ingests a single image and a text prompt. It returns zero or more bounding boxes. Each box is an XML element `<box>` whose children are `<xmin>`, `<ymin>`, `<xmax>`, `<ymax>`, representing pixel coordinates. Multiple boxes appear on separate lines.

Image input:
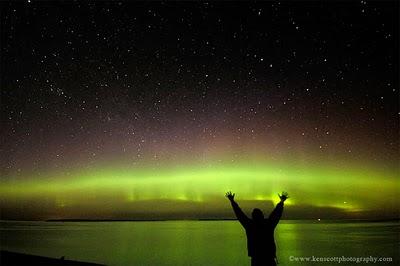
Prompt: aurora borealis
<box><xmin>1</xmin><ymin>1</ymin><xmax>399</xmax><ymax>220</ymax></box>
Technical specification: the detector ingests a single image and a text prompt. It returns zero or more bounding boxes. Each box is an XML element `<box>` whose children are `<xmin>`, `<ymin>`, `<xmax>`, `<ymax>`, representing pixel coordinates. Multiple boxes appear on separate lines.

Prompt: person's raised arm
<box><xmin>268</xmin><ymin>191</ymin><xmax>289</xmax><ymax>228</ymax></box>
<box><xmin>226</xmin><ymin>191</ymin><xmax>250</xmax><ymax>228</ymax></box>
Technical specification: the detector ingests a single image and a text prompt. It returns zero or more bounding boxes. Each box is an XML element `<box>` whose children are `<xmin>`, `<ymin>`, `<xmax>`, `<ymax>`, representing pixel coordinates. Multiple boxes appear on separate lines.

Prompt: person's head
<box><xmin>252</xmin><ymin>208</ymin><xmax>264</xmax><ymax>221</ymax></box>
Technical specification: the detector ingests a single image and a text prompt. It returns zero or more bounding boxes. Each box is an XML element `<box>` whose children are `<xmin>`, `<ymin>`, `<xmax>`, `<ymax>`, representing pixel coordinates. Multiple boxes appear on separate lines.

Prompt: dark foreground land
<box><xmin>0</xmin><ymin>251</ymin><xmax>106</xmax><ymax>266</ymax></box>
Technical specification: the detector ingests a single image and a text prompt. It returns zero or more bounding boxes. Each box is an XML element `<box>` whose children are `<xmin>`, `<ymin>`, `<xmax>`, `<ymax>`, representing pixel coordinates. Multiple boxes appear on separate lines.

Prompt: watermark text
<box><xmin>289</xmin><ymin>255</ymin><xmax>393</xmax><ymax>263</ymax></box>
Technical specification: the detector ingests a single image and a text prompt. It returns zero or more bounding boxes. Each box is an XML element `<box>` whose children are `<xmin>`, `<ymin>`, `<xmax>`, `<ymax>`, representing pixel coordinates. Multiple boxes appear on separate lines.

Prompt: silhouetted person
<box><xmin>226</xmin><ymin>191</ymin><xmax>289</xmax><ymax>266</ymax></box>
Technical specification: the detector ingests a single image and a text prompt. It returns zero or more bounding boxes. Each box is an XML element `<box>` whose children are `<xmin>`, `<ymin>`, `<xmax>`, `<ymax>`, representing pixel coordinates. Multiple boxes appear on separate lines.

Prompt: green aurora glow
<box><xmin>1</xmin><ymin>159</ymin><xmax>398</xmax><ymax>220</ymax></box>
<box><xmin>2</xmin><ymin>2</ymin><xmax>399</xmax><ymax>222</ymax></box>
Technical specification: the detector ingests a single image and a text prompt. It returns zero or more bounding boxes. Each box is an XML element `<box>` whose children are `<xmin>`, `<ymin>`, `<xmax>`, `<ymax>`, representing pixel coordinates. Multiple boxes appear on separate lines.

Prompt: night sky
<box><xmin>1</xmin><ymin>1</ymin><xmax>399</xmax><ymax>220</ymax></box>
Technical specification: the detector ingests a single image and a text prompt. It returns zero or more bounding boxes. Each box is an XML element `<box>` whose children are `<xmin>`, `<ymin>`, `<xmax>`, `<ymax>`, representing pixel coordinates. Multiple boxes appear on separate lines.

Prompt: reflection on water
<box><xmin>1</xmin><ymin>220</ymin><xmax>398</xmax><ymax>265</ymax></box>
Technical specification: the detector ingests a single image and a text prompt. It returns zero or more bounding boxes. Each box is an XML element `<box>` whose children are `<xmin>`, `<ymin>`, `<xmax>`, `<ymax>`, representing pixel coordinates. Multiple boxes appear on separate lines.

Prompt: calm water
<box><xmin>0</xmin><ymin>220</ymin><xmax>398</xmax><ymax>265</ymax></box>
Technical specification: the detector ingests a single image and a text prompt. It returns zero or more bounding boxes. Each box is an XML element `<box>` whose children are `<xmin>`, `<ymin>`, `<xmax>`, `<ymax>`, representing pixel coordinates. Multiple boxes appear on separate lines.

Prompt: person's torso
<box><xmin>245</xmin><ymin>220</ymin><xmax>276</xmax><ymax>258</ymax></box>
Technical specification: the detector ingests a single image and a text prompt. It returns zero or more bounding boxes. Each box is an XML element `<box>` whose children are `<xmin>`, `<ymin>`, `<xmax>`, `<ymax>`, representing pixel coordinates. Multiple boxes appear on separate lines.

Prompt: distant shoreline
<box><xmin>48</xmin><ymin>218</ymin><xmax>400</xmax><ymax>223</ymax></box>
<box><xmin>1</xmin><ymin>218</ymin><xmax>399</xmax><ymax>223</ymax></box>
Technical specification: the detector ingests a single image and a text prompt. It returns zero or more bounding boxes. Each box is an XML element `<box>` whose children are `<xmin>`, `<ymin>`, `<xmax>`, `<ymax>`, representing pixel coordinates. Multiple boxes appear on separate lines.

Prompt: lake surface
<box><xmin>0</xmin><ymin>220</ymin><xmax>398</xmax><ymax>265</ymax></box>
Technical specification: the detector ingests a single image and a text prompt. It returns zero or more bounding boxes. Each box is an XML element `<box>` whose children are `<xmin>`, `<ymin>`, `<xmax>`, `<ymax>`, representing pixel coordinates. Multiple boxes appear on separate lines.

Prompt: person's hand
<box><xmin>278</xmin><ymin>191</ymin><xmax>289</xmax><ymax>202</ymax></box>
<box><xmin>225</xmin><ymin>191</ymin><xmax>235</xmax><ymax>201</ymax></box>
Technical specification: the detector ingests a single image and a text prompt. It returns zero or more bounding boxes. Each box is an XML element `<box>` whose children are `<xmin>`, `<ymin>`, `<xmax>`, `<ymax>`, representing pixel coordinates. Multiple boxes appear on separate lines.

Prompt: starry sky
<box><xmin>1</xmin><ymin>1</ymin><xmax>399</xmax><ymax>220</ymax></box>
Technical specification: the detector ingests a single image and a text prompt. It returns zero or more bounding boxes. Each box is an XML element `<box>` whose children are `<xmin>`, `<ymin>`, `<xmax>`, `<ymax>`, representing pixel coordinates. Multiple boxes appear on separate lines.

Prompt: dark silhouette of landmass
<box><xmin>42</xmin><ymin>218</ymin><xmax>400</xmax><ymax>223</ymax></box>
<box><xmin>46</xmin><ymin>219</ymin><xmax>167</xmax><ymax>222</ymax></box>
<box><xmin>0</xmin><ymin>250</ymin><xmax>105</xmax><ymax>266</ymax></box>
